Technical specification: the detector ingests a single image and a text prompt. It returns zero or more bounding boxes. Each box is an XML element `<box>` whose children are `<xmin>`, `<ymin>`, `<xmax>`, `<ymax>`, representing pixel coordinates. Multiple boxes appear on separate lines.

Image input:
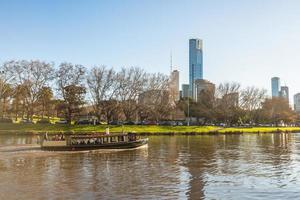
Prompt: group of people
<box><xmin>71</xmin><ymin>138</ymin><xmax>107</xmax><ymax>145</ymax></box>
<box><xmin>44</xmin><ymin>133</ymin><xmax>65</xmax><ymax>141</ymax></box>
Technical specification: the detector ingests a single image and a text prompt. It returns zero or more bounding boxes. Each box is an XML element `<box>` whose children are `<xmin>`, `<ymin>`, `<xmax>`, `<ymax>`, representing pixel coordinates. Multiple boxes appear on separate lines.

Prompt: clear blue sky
<box><xmin>1</xmin><ymin>0</ymin><xmax>300</xmax><ymax>100</ymax></box>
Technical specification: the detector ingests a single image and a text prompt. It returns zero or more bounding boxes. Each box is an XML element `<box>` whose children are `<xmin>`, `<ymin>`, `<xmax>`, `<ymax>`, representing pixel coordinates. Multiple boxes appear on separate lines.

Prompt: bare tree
<box><xmin>215</xmin><ymin>82</ymin><xmax>241</xmax><ymax>125</ymax></box>
<box><xmin>240</xmin><ymin>86</ymin><xmax>267</xmax><ymax>111</ymax></box>
<box><xmin>116</xmin><ymin>67</ymin><xmax>147</xmax><ymax>121</ymax></box>
<box><xmin>215</xmin><ymin>82</ymin><xmax>241</xmax><ymax>99</ymax></box>
<box><xmin>138</xmin><ymin>73</ymin><xmax>171</xmax><ymax>121</ymax></box>
<box><xmin>87</xmin><ymin>66</ymin><xmax>117</xmax><ymax>121</ymax></box>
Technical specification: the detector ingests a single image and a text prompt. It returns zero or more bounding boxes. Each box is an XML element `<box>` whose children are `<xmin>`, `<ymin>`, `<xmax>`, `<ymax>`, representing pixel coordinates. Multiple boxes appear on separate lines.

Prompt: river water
<box><xmin>0</xmin><ymin>133</ymin><xmax>300</xmax><ymax>200</ymax></box>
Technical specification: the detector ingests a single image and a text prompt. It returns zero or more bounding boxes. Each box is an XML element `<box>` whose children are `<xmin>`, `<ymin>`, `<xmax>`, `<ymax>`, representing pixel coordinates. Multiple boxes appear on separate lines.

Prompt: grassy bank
<box><xmin>0</xmin><ymin>124</ymin><xmax>216</xmax><ymax>134</ymax></box>
<box><xmin>1</xmin><ymin>123</ymin><xmax>300</xmax><ymax>135</ymax></box>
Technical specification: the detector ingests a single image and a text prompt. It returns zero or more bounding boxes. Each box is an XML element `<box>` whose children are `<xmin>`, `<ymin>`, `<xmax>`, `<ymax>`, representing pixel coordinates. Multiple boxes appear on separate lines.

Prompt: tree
<box><xmin>63</xmin><ymin>85</ymin><xmax>86</xmax><ymax>122</ymax></box>
<box><xmin>11</xmin><ymin>84</ymin><xmax>28</xmax><ymax>120</ymax></box>
<box><xmin>37</xmin><ymin>87</ymin><xmax>53</xmax><ymax>119</ymax></box>
<box><xmin>5</xmin><ymin>60</ymin><xmax>54</xmax><ymax>119</ymax></box>
<box><xmin>87</xmin><ymin>66</ymin><xmax>117</xmax><ymax>121</ymax></box>
<box><xmin>194</xmin><ymin>89</ymin><xmax>215</xmax><ymax>124</ymax></box>
<box><xmin>138</xmin><ymin>73</ymin><xmax>171</xmax><ymax>121</ymax></box>
<box><xmin>261</xmin><ymin>97</ymin><xmax>296</xmax><ymax>125</ymax></box>
<box><xmin>56</xmin><ymin>63</ymin><xmax>86</xmax><ymax>123</ymax></box>
<box><xmin>0</xmin><ymin>63</ymin><xmax>14</xmax><ymax>118</ymax></box>
<box><xmin>215</xmin><ymin>82</ymin><xmax>241</xmax><ymax>125</ymax></box>
<box><xmin>116</xmin><ymin>67</ymin><xmax>147</xmax><ymax>121</ymax></box>
<box><xmin>239</xmin><ymin>86</ymin><xmax>267</xmax><ymax>124</ymax></box>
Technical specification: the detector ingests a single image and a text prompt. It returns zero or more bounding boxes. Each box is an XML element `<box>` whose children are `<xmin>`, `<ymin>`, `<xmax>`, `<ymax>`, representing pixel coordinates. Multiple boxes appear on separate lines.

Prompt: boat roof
<box><xmin>70</xmin><ymin>133</ymin><xmax>129</xmax><ymax>139</ymax></box>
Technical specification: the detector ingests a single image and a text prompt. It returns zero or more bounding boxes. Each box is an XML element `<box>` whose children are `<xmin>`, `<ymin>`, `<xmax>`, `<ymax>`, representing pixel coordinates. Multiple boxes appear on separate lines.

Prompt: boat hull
<box><xmin>41</xmin><ymin>138</ymin><xmax>148</xmax><ymax>151</ymax></box>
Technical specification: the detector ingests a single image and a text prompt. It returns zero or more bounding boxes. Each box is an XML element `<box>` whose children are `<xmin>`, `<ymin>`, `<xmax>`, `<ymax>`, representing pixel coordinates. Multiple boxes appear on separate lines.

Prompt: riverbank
<box><xmin>1</xmin><ymin>124</ymin><xmax>300</xmax><ymax>135</ymax></box>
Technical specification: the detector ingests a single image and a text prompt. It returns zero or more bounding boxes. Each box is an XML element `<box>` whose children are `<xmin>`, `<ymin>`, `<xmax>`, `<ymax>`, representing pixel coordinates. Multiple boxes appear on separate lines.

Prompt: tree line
<box><xmin>0</xmin><ymin>60</ymin><xmax>171</xmax><ymax>124</ymax></box>
<box><xmin>178</xmin><ymin>82</ymin><xmax>297</xmax><ymax>126</ymax></box>
<box><xmin>0</xmin><ymin>59</ymin><xmax>297</xmax><ymax>125</ymax></box>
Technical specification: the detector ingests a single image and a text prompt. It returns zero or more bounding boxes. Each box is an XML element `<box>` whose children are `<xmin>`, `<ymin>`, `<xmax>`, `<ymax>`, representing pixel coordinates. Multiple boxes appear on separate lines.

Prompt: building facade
<box><xmin>279</xmin><ymin>86</ymin><xmax>289</xmax><ymax>103</ymax></box>
<box><xmin>181</xmin><ymin>84</ymin><xmax>190</xmax><ymax>98</ymax></box>
<box><xmin>294</xmin><ymin>93</ymin><xmax>300</xmax><ymax>113</ymax></box>
<box><xmin>169</xmin><ymin>70</ymin><xmax>180</xmax><ymax>101</ymax></box>
<box><xmin>189</xmin><ymin>38</ymin><xmax>203</xmax><ymax>100</ymax></box>
<box><xmin>194</xmin><ymin>79</ymin><xmax>215</xmax><ymax>102</ymax></box>
<box><xmin>271</xmin><ymin>77</ymin><xmax>280</xmax><ymax>97</ymax></box>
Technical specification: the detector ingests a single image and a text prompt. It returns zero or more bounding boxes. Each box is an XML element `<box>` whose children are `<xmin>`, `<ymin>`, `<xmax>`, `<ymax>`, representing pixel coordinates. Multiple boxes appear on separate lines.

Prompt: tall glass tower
<box><xmin>189</xmin><ymin>39</ymin><xmax>203</xmax><ymax>99</ymax></box>
<box><xmin>271</xmin><ymin>77</ymin><xmax>280</xmax><ymax>97</ymax></box>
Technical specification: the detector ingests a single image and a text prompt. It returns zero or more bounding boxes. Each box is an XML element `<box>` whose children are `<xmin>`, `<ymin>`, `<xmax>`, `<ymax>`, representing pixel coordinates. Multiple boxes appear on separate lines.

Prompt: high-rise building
<box><xmin>189</xmin><ymin>38</ymin><xmax>203</xmax><ymax>99</ymax></box>
<box><xmin>181</xmin><ymin>84</ymin><xmax>189</xmax><ymax>98</ymax></box>
<box><xmin>194</xmin><ymin>79</ymin><xmax>215</xmax><ymax>102</ymax></box>
<box><xmin>169</xmin><ymin>70</ymin><xmax>180</xmax><ymax>101</ymax></box>
<box><xmin>294</xmin><ymin>93</ymin><xmax>300</xmax><ymax>113</ymax></box>
<box><xmin>271</xmin><ymin>77</ymin><xmax>280</xmax><ymax>97</ymax></box>
<box><xmin>279</xmin><ymin>86</ymin><xmax>289</xmax><ymax>103</ymax></box>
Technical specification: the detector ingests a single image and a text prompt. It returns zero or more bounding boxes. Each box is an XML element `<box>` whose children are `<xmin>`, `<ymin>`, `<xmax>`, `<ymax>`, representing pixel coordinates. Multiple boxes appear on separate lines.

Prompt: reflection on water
<box><xmin>0</xmin><ymin>134</ymin><xmax>300</xmax><ymax>199</ymax></box>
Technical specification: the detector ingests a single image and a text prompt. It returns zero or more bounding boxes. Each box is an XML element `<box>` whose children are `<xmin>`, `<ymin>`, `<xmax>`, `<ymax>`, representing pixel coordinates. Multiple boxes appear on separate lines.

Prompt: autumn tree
<box><xmin>261</xmin><ymin>97</ymin><xmax>296</xmax><ymax>125</ymax></box>
<box><xmin>37</xmin><ymin>87</ymin><xmax>54</xmax><ymax>119</ymax></box>
<box><xmin>5</xmin><ymin>60</ymin><xmax>54</xmax><ymax>119</ymax></box>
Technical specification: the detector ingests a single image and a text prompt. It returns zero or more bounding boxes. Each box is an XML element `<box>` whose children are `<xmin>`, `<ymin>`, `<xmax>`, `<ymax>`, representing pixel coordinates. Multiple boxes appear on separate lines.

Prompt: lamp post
<box><xmin>187</xmin><ymin>97</ymin><xmax>190</xmax><ymax>126</ymax></box>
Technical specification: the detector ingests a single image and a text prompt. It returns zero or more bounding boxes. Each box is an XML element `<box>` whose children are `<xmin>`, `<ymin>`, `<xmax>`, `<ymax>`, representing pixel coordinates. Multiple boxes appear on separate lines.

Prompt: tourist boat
<box><xmin>40</xmin><ymin>132</ymin><xmax>148</xmax><ymax>151</ymax></box>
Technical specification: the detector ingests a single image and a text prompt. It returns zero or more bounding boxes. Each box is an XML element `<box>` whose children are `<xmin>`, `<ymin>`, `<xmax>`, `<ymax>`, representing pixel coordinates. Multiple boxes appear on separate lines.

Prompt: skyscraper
<box><xmin>294</xmin><ymin>93</ymin><xmax>300</xmax><ymax>113</ymax></box>
<box><xmin>189</xmin><ymin>38</ymin><xmax>203</xmax><ymax>99</ymax></box>
<box><xmin>181</xmin><ymin>84</ymin><xmax>189</xmax><ymax>98</ymax></box>
<box><xmin>271</xmin><ymin>77</ymin><xmax>280</xmax><ymax>97</ymax></box>
<box><xmin>169</xmin><ymin>69</ymin><xmax>180</xmax><ymax>101</ymax></box>
<box><xmin>279</xmin><ymin>86</ymin><xmax>289</xmax><ymax>103</ymax></box>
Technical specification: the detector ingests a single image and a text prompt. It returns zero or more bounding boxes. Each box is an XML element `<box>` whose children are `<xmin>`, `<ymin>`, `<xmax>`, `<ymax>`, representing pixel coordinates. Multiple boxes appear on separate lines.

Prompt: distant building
<box><xmin>189</xmin><ymin>38</ymin><xmax>203</xmax><ymax>100</ymax></box>
<box><xmin>294</xmin><ymin>93</ymin><xmax>300</xmax><ymax>113</ymax></box>
<box><xmin>279</xmin><ymin>86</ymin><xmax>289</xmax><ymax>103</ymax></box>
<box><xmin>181</xmin><ymin>84</ymin><xmax>190</xmax><ymax>98</ymax></box>
<box><xmin>271</xmin><ymin>77</ymin><xmax>280</xmax><ymax>97</ymax></box>
<box><xmin>169</xmin><ymin>70</ymin><xmax>180</xmax><ymax>101</ymax></box>
<box><xmin>194</xmin><ymin>79</ymin><xmax>215</xmax><ymax>102</ymax></box>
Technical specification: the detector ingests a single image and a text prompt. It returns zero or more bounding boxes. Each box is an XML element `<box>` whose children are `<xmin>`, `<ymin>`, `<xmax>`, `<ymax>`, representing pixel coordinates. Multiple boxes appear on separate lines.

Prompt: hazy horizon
<box><xmin>1</xmin><ymin>0</ymin><xmax>300</xmax><ymax>102</ymax></box>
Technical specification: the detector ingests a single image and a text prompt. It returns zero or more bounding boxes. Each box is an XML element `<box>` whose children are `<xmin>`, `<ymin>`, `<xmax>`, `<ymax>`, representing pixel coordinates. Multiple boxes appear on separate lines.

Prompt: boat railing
<box><xmin>40</xmin><ymin>132</ymin><xmax>142</xmax><ymax>147</ymax></box>
<box><xmin>68</xmin><ymin>133</ymin><xmax>141</xmax><ymax>146</ymax></box>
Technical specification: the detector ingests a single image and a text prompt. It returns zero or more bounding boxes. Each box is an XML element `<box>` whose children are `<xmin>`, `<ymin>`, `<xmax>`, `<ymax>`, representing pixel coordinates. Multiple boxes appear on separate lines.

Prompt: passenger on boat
<box><xmin>105</xmin><ymin>127</ymin><xmax>110</xmax><ymax>135</ymax></box>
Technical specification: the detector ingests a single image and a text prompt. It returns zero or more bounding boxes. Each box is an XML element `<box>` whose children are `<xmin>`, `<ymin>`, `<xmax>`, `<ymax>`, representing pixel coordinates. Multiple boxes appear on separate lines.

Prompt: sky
<box><xmin>1</xmin><ymin>0</ymin><xmax>300</xmax><ymax>102</ymax></box>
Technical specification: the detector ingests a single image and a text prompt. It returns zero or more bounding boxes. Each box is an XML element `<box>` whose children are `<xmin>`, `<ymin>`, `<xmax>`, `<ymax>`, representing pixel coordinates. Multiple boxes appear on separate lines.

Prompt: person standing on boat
<box><xmin>105</xmin><ymin>127</ymin><xmax>110</xmax><ymax>135</ymax></box>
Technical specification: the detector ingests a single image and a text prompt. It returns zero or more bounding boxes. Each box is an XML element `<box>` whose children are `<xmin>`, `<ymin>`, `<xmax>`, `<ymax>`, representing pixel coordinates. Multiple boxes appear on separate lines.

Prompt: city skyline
<box><xmin>1</xmin><ymin>1</ymin><xmax>300</xmax><ymax>101</ymax></box>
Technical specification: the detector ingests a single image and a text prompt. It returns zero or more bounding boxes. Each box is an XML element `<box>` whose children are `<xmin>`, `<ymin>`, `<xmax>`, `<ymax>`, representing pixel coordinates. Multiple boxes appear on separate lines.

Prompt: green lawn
<box><xmin>0</xmin><ymin>123</ymin><xmax>217</xmax><ymax>134</ymax></box>
<box><xmin>1</xmin><ymin>123</ymin><xmax>300</xmax><ymax>134</ymax></box>
<box><xmin>219</xmin><ymin>127</ymin><xmax>300</xmax><ymax>133</ymax></box>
